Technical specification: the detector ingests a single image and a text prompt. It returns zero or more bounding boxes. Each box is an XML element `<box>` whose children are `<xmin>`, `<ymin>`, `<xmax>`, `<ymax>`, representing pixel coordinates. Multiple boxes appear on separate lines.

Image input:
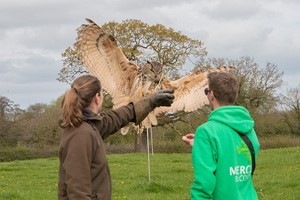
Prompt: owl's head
<box><xmin>140</xmin><ymin>61</ymin><xmax>164</xmax><ymax>83</ymax></box>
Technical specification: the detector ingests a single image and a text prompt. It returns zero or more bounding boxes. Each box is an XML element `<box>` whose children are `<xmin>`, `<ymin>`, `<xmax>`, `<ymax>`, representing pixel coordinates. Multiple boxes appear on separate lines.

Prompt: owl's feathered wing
<box><xmin>75</xmin><ymin>19</ymin><xmax>232</xmax><ymax>134</ymax></box>
<box><xmin>155</xmin><ymin>66</ymin><xmax>233</xmax><ymax>117</ymax></box>
<box><xmin>76</xmin><ymin>18</ymin><xmax>138</xmax><ymax>108</ymax></box>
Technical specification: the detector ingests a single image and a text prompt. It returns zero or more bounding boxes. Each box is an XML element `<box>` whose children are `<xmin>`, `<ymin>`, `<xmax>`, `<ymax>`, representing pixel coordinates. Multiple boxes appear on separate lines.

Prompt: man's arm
<box><xmin>190</xmin><ymin>129</ymin><xmax>217</xmax><ymax>199</ymax></box>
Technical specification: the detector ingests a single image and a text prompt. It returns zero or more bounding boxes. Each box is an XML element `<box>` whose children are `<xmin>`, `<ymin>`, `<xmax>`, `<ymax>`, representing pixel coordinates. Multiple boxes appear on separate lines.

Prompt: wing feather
<box><xmin>154</xmin><ymin>67</ymin><xmax>233</xmax><ymax>117</ymax></box>
<box><xmin>75</xmin><ymin>18</ymin><xmax>138</xmax><ymax>107</ymax></box>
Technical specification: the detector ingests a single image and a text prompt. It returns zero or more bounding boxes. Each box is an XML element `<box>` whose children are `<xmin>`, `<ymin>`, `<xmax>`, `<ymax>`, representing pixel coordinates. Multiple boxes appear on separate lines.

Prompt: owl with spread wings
<box><xmin>75</xmin><ymin>18</ymin><xmax>232</xmax><ymax>134</ymax></box>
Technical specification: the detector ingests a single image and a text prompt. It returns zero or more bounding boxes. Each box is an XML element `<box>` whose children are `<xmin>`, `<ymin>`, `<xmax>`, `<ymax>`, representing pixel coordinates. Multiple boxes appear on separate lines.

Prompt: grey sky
<box><xmin>1</xmin><ymin>0</ymin><xmax>299</xmax><ymax>109</ymax></box>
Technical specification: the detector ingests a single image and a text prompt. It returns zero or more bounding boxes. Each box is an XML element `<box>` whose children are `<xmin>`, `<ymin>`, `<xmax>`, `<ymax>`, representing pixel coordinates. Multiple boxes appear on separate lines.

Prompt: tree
<box><xmin>233</xmin><ymin>58</ymin><xmax>283</xmax><ymax>114</ymax></box>
<box><xmin>15</xmin><ymin>103</ymin><xmax>48</xmax><ymax>145</ymax></box>
<box><xmin>57</xmin><ymin>19</ymin><xmax>207</xmax><ymax>83</ymax></box>
<box><xmin>26</xmin><ymin>103</ymin><xmax>47</xmax><ymax>118</ymax></box>
<box><xmin>193</xmin><ymin>57</ymin><xmax>285</xmax><ymax>136</ymax></box>
<box><xmin>57</xmin><ymin>47</ymin><xmax>87</xmax><ymax>84</ymax></box>
<box><xmin>0</xmin><ymin>96</ymin><xmax>23</xmax><ymax>146</ymax></box>
<box><xmin>194</xmin><ymin>56</ymin><xmax>284</xmax><ymax>113</ymax></box>
<box><xmin>281</xmin><ymin>86</ymin><xmax>300</xmax><ymax>135</ymax></box>
<box><xmin>0</xmin><ymin>96</ymin><xmax>23</xmax><ymax>121</ymax></box>
<box><xmin>102</xmin><ymin>20</ymin><xmax>207</xmax><ymax>67</ymax></box>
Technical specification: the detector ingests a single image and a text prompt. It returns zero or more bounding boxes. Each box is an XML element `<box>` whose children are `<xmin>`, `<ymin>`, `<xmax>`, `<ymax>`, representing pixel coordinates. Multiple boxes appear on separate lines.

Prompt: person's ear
<box><xmin>94</xmin><ymin>92</ymin><xmax>100</xmax><ymax>104</ymax></box>
<box><xmin>209</xmin><ymin>91</ymin><xmax>215</xmax><ymax>101</ymax></box>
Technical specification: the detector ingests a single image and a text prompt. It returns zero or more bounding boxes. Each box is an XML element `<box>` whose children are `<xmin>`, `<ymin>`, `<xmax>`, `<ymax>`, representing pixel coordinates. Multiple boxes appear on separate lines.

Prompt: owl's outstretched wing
<box><xmin>75</xmin><ymin>18</ymin><xmax>138</xmax><ymax>107</ymax></box>
<box><xmin>154</xmin><ymin>67</ymin><xmax>234</xmax><ymax>117</ymax></box>
<box><xmin>75</xmin><ymin>18</ymin><xmax>234</xmax><ymax>134</ymax></box>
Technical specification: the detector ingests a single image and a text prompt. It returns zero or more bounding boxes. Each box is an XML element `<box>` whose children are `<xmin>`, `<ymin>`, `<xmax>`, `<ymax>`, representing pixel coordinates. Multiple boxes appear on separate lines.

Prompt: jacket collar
<box><xmin>83</xmin><ymin>109</ymin><xmax>102</xmax><ymax>121</ymax></box>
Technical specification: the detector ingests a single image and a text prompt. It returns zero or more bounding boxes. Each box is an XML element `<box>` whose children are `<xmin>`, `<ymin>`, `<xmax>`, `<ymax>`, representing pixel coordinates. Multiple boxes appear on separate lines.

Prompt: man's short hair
<box><xmin>208</xmin><ymin>72</ymin><xmax>238</xmax><ymax>105</ymax></box>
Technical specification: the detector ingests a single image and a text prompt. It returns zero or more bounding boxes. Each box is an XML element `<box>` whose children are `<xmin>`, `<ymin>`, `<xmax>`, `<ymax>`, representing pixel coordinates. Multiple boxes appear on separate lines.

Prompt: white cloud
<box><xmin>204</xmin><ymin>0</ymin><xmax>263</xmax><ymax>20</ymax></box>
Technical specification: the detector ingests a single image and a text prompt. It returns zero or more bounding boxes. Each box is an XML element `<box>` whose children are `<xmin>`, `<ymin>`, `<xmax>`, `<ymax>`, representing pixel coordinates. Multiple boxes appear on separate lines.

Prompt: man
<box><xmin>182</xmin><ymin>72</ymin><xmax>260</xmax><ymax>200</ymax></box>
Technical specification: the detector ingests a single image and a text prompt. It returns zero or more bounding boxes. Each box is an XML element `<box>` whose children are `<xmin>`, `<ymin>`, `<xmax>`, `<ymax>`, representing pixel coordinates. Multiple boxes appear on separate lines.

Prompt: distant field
<box><xmin>0</xmin><ymin>147</ymin><xmax>299</xmax><ymax>199</ymax></box>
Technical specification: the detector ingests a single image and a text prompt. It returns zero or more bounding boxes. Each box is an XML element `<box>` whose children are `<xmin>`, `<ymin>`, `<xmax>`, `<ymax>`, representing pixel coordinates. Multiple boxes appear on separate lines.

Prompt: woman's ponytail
<box><xmin>60</xmin><ymin>75</ymin><xmax>101</xmax><ymax>128</ymax></box>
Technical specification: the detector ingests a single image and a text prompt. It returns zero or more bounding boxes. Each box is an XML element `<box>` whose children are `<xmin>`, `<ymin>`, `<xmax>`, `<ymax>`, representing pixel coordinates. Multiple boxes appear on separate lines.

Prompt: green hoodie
<box><xmin>191</xmin><ymin>106</ymin><xmax>260</xmax><ymax>200</ymax></box>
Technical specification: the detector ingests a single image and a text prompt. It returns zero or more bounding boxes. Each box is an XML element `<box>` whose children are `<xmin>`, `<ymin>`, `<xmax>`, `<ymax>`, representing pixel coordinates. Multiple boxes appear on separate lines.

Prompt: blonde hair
<box><xmin>60</xmin><ymin>75</ymin><xmax>101</xmax><ymax>128</ymax></box>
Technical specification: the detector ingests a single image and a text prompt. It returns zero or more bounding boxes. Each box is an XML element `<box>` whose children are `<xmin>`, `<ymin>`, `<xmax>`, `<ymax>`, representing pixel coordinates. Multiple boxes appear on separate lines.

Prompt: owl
<box><xmin>75</xmin><ymin>18</ymin><xmax>233</xmax><ymax>134</ymax></box>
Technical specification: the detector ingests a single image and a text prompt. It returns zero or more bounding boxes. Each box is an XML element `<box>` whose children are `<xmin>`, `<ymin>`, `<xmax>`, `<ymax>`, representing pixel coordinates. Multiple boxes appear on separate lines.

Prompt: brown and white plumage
<box><xmin>75</xmin><ymin>18</ymin><xmax>233</xmax><ymax>134</ymax></box>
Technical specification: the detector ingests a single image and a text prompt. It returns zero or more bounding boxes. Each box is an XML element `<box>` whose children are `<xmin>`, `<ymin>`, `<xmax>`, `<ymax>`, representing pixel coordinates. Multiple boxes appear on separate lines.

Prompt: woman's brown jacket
<box><xmin>58</xmin><ymin>99</ymin><xmax>153</xmax><ymax>200</ymax></box>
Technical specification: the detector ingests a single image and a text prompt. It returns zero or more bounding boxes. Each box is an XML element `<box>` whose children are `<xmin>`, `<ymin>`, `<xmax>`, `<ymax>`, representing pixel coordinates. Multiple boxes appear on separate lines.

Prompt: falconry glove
<box><xmin>150</xmin><ymin>89</ymin><xmax>175</xmax><ymax>108</ymax></box>
<box><xmin>133</xmin><ymin>89</ymin><xmax>174</xmax><ymax>124</ymax></box>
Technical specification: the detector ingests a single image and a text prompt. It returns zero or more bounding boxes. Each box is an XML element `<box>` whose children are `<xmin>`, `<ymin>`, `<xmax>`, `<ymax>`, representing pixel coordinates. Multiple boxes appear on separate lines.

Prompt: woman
<box><xmin>58</xmin><ymin>74</ymin><xmax>174</xmax><ymax>199</ymax></box>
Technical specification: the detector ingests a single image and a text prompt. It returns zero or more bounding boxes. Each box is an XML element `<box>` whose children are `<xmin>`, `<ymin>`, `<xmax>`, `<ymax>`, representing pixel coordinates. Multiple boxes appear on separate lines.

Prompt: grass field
<box><xmin>0</xmin><ymin>147</ymin><xmax>299</xmax><ymax>200</ymax></box>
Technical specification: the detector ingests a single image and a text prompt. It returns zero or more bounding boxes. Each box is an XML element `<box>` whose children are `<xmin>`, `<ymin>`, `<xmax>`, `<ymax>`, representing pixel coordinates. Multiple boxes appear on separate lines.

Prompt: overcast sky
<box><xmin>1</xmin><ymin>0</ymin><xmax>299</xmax><ymax>109</ymax></box>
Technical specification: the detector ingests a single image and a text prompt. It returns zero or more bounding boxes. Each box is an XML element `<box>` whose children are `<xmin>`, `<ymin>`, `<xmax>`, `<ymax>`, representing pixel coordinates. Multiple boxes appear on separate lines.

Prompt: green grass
<box><xmin>0</xmin><ymin>147</ymin><xmax>299</xmax><ymax>200</ymax></box>
<box><xmin>253</xmin><ymin>147</ymin><xmax>300</xmax><ymax>200</ymax></box>
<box><xmin>109</xmin><ymin>153</ymin><xmax>192</xmax><ymax>200</ymax></box>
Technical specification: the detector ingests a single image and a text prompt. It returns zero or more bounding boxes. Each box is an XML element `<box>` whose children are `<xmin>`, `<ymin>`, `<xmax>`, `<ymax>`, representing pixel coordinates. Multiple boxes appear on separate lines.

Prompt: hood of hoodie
<box><xmin>208</xmin><ymin>106</ymin><xmax>254</xmax><ymax>134</ymax></box>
